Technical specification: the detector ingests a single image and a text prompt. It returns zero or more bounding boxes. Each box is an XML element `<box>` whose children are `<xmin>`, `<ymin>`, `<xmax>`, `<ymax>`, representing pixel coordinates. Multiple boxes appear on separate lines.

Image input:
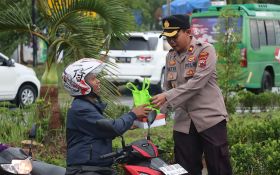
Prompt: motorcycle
<box><xmin>0</xmin><ymin>124</ymin><xmax>66</xmax><ymax>175</ymax></box>
<box><xmin>96</xmin><ymin>110</ymin><xmax>188</xmax><ymax>175</ymax></box>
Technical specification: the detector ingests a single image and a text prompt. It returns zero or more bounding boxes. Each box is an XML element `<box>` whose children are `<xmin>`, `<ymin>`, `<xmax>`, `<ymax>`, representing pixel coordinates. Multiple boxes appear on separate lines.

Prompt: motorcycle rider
<box><xmin>62</xmin><ymin>58</ymin><xmax>151</xmax><ymax>175</ymax></box>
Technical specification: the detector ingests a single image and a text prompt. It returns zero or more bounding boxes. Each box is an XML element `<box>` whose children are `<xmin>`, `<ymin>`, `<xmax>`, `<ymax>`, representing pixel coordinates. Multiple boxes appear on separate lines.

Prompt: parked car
<box><xmin>0</xmin><ymin>52</ymin><xmax>40</xmax><ymax>106</ymax></box>
<box><xmin>105</xmin><ymin>32</ymin><xmax>171</xmax><ymax>92</ymax></box>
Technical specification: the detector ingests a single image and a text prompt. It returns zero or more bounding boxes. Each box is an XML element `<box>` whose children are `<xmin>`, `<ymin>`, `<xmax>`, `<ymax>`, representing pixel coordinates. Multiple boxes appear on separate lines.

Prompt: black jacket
<box><xmin>66</xmin><ymin>97</ymin><xmax>136</xmax><ymax>167</ymax></box>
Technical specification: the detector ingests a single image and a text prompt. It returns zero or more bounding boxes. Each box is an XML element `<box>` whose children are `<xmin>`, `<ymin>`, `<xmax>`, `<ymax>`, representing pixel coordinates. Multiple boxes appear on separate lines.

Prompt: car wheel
<box><xmin>261</xmin><ymin>70</ymin><xmax>273</xmax><ymax>92</ymax></box>
<box><xmin>16</xmin><ymin>85</ymin><xmax>37</xmax><ymax>107</ymax></box>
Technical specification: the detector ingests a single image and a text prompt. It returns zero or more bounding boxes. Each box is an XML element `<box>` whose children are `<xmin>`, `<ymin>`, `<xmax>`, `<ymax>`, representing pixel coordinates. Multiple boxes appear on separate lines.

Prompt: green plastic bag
<box><xmin>126</xmin><ymin>78</ymin><xmax>159</xmax><ymax>113</ymax></box>
<box><xmin>126</xmin><ymin>78</ymin><xmax>151</xmax><ymax>107</ymax></box>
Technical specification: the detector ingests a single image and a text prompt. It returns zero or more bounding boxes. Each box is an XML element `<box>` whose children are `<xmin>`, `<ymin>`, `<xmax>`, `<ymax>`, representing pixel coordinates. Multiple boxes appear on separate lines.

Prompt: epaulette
<box><xmin>195</xmin><ymin>40</ymin><xmax>203</xmax><ymax>46</ymax></box>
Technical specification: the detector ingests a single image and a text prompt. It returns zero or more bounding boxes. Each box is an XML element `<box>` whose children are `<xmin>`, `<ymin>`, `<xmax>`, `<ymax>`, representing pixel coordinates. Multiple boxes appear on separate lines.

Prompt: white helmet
<box><xmin>62</xmin><ymin>58</ymin><xmax>105</xmax><ymax>96</ymax></box>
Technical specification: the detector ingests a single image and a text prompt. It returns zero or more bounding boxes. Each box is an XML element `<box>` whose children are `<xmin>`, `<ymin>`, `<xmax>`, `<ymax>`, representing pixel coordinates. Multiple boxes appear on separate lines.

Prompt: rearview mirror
<box><xmin>147</xmin><ymin>110</ymin><xmax>157</xmax><ymax>127</ymax></box>
<box><xmin>6</xmin><ymin>59</ymin><xmax>15</xmax><ymax>67</ymax></box>
<box><xmin>29</xmin><ymin>124</ymin><xmax>37</xmax><ymax>139</ymax></box>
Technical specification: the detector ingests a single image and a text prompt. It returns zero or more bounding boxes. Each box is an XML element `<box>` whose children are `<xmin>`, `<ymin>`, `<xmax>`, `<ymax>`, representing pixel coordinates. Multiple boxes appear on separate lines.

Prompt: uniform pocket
<box><xmin>184</xmin><ymin>67</ymin><xmax>196</xmax><ymax>78</ymax></box>
<box><xmin>173</xmin><ymin>107</ymin><xmax>188</xmax><ymax>122</ymax></box>
<box><xmin>167</xmin><ymin>71</ymin><xmax>177</xmax><ymax>81</ymax></box>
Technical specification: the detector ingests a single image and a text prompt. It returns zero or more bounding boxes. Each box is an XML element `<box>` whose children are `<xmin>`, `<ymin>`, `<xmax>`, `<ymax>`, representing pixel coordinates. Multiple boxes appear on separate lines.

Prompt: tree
<box><xmin>216</xmin><ymin>7</ymin><xmax>245</xmax><ymax>113</ymax></box>
<box><xmin>122</xmin><ymin>0</ymin><xmax>164</xmax><ymax>30</ymax></box>
<box><xmin>0</xmin><ymin>0</ymin><xmax>34</xmax><ymax>64</ymax></box>
<box><xmin>0</xmin><ymin>0</ymin><xmax>133</xmax><ymax>129</ymax></box>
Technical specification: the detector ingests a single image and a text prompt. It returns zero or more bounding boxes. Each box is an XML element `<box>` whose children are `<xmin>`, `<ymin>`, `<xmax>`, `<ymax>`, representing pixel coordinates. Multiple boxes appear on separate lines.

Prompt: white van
<box><xmin>106</xmin><ymin>32</ymin><xmax>171</xmax><ymax>92</ymax></box>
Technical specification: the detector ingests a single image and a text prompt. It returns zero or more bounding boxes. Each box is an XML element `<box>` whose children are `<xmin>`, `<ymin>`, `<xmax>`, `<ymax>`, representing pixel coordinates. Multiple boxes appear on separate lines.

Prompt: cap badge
<box><xmin>164</xmin><ymin>20</ymin><xmax>170</xmax><ymax>28</ymax></box>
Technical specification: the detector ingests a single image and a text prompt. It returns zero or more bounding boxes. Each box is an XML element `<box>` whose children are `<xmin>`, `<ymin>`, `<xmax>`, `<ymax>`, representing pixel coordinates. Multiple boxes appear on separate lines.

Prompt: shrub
<box><xmin>231</xmin><ymin>140</ymin><xmax>280</xmax><ymax>175</ymax></box>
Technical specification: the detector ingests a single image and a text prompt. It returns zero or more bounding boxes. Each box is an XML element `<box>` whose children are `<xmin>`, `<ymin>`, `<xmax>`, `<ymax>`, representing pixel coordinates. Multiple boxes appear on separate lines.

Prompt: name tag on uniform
<box><xmin>167</xmin><ymin>67</ymin><xmax>176</xmax><ymax>72</ymax></box>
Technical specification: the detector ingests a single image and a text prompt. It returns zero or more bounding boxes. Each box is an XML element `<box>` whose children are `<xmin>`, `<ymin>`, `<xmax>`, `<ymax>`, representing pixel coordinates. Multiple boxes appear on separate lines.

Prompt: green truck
<box><xmin>191</xmin><ymin>4</ymin><xmax>280</xmax><ymax>92</ymax></box>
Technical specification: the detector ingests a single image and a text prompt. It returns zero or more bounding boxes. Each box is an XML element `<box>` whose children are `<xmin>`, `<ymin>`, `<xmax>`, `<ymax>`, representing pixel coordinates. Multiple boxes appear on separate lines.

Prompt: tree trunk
<box><xmin>39</xmin><ymin>62</ymin><xmax>61</xmax><ymax>130</ymax></box>
<box><xmin>40</xmin><ymin>85</ymin><xmax>62</xmax><ymax>130</ymax></box>
<box><xmin>19</xmin><ymin>43</ymin><xmax>27</xmax><ymax>65</ymax></box>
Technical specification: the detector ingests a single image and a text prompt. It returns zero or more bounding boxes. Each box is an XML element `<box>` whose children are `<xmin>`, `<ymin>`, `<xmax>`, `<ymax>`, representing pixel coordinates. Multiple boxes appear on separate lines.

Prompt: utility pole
<box><xmin>32</xmin><ymin>0</ymin><xmax>37</xmax><ymax>67</ymax></box>
<box><xmin>167</xmin><ymin>0</ymin><xmax>171</xmax><ymax>16</ymax></box>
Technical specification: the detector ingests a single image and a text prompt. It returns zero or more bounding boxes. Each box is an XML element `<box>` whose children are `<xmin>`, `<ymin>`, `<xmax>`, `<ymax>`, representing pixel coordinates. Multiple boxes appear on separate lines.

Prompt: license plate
<box><xmin>115</xmin><ymin>57</ymin><xmax>131</xmax><ymax>63</ymax></box>
<box><xmin>159</xmin><ymin>164</ymin><xmax>188</xmax><ymax>175</ymax></box>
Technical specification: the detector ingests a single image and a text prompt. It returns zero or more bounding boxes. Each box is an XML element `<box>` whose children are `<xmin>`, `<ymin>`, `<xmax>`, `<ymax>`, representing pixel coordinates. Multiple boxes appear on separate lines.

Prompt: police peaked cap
<box><xmin>160</xmin><ymin>14</ymin><xmax>190</xmax><ymax>38</ymax></box>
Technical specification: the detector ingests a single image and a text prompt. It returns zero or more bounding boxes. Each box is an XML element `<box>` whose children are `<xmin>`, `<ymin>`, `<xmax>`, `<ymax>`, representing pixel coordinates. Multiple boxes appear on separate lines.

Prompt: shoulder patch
<box><xmin>199</xmin><ymin>51</ymin><xmax>209</xmax><ymax>60</ymax></box>
<box><xmin>198</xmin><ymin>59</ymin><xmax>207</xmax><ymax>68</ymax></box>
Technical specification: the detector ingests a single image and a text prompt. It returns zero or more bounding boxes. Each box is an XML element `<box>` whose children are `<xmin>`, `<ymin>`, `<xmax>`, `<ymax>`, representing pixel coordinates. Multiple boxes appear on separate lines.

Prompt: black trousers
<box><xmin>173</xmin><ymin>120</ymin><xmax>232</xmax><ymax>175</ymax></box>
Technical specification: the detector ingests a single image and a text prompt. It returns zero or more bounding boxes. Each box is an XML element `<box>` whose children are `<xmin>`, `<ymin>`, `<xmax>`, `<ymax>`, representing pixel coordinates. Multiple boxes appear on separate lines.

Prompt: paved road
<box><xmin>117</xmin><ymin>85</ymin><xmax>134</xmax><ymax>107</ymax></box>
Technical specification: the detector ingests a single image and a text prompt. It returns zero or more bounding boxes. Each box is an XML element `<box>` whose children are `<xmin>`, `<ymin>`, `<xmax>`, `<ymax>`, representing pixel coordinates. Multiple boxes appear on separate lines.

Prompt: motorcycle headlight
<box><xmin>0</xmin><ymin>158</ymin><xmax>32</xmax><ymax>174</ymax></box>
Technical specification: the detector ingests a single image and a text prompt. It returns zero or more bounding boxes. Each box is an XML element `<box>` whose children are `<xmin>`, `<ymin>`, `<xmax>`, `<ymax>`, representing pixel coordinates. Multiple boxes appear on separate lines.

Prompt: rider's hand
<box><xmin>131</xmin><ymin>104</ymin><xmax>152</xmax><ymax>119</ymax></box>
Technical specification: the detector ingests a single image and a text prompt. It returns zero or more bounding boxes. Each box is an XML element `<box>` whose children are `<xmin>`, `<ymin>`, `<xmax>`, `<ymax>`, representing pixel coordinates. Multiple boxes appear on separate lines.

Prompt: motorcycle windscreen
<box><xmin>150</xmin><ymin>157</ymin><xmax>168</xmax><ymax>171</ymax></box>
<box><xmin>0</xmin><ymin>147</ymin><xmax>28</xmax><ymax>164</ymax></box>
<box><xmin>131</xmin><ymin>139</ymin><xmax>158</xmax><ymax>158</ymax></box>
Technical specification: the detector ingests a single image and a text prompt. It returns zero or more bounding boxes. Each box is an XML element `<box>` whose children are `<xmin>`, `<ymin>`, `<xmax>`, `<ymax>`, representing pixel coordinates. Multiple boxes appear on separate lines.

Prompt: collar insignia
<box><xmin>188</xmin><ymin>45</ymin><xmax>194</xmax><ymax>53</ymax></box>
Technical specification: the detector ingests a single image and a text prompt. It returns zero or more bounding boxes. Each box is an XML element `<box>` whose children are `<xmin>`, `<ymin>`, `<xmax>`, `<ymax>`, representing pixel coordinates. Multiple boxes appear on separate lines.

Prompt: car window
<box><xmin>250</xmin><ymin>19</ymin><xmax>260</xmax><ymax>49</ymax></box>
<box><xmin>274</xmin><ymin>20</ymin><xmax>280</xmax><ymax>45</ymax></box>
<box><xmin>265</xmin><ymin>20</ymin><xmax>276</xmax><ymax>45</ymax></box>
<box><xmin>148</xmin><ymin>37</ymin><xmax>158</xmax><ymax>50</ymax></box>
<box><xmin>191</xmin><ymin>17</ymin><xmax>242</xmax><ymax>43</ymax></box>
<box><xmin>110</xmin><ymin>37</ymin><xmax>154</xmax><ymax>51</ymax></box>
<box><xmin>257</xmin><ymin>20</ymin><xmax>267</xmax><ymax>46</ymax></box>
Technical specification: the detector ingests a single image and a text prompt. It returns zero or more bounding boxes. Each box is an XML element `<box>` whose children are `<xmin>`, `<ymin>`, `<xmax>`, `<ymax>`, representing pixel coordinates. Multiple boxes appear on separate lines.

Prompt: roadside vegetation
<box><xmin>1</xmin><ymin>89</ymin><xmax>280</xmax><ymax>174</ymax></box>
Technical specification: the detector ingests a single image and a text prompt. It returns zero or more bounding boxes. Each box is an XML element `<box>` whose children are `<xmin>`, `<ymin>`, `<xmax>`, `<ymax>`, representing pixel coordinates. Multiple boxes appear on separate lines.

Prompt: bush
<box><xmin>228</xmin><ymin>113</ymin><xmax>280</xmax><ymax>175</ymax></box>
<box><xmin>228</xmin><ymin>113</ymin><xmax>280</xmax><ymax>145</ymax></box>
<box><xmin>238</xmin><ymin>90</ymin><xmax>256</xmax><ymax>112</ymax></box>
<box><xmin>231</xmin><ymin>140</ymin><xmax>280</xmax><ymax>175</ymax></box>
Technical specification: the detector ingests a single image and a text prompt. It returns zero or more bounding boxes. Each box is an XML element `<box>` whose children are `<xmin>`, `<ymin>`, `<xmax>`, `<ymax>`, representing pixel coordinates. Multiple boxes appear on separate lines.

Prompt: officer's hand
<box><xmin>151</xmin><ymin>93</ymin><xmax>167</xmax><ymax>108</ymax></box>
<box><xmin>131</xmin><ymin>104</ymin><xmax>152</xmax><ymax>119</ymax></box>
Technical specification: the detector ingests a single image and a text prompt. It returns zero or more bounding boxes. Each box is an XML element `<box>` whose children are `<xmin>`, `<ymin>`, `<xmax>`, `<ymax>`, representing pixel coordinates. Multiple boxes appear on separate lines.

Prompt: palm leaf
<box><xmin>0</xmin><ymin>0</ymin><xmax>134</xmax><ymax>117</ymax></box>
<box><xmin>0</xmin><ymin>3</ymin><xmax>32</xmax><ymax>32</ymax></box>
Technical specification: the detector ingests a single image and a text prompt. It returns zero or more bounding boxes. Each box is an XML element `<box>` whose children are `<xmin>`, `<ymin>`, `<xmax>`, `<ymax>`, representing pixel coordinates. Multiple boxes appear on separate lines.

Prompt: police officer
<box><xmin>151</xmin><ymin>15</ymin><xmax>232</xmax><ymax>175</ymax></box>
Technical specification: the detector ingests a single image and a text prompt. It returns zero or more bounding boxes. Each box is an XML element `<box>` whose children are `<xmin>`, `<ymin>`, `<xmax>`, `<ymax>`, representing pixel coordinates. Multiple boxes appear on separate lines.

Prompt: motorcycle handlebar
<box><xmin>100</xmin><ymin>151</ymin><xmax>123</xmax><ymax>159</ymax></box>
